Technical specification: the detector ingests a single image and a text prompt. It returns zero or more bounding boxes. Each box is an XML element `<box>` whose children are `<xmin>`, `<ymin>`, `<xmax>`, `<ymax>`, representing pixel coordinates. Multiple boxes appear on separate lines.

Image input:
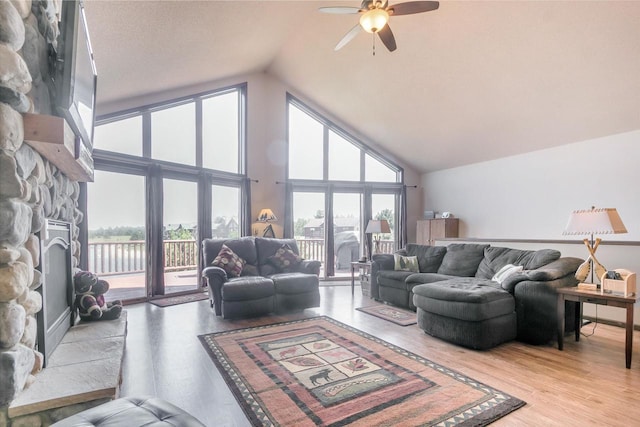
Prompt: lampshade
<box><xmin>359</xmin><ymin>8</ymin><xmax>389</xmax><ymax>33</ymax></box>
<box><xmin>563</xmin><ymin>207</ymin><xmax>627</xmax><ymax>235</ymax></box>
<box><xmin>365</xmin><ymin>219</ymin><xmax>391</xmax><ymax>234</ymax></box>
<box><xmin>257</xmin><ymin>208</ymin><xmax>277</xmax><ymax>223</ymax></box>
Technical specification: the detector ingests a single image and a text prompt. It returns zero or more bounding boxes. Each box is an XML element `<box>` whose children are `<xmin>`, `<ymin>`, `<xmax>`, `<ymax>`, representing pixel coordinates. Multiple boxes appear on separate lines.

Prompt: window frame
<box><xmin>286</xmin><ymin>94</ymin><xmax>405</xmax><ymax>278</ymax></box>
<box><xmin>82</xmin><ymin>84</ymin><xmax>248</xmax><ymax>301</ymax></box>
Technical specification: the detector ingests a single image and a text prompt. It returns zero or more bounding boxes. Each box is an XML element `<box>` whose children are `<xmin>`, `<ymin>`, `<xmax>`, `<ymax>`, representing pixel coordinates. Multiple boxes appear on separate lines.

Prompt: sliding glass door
<box><xmin>333</xmin><ymin>193</ymin><xmax>362</xmax><ymax>277</ymax></box>
<box><xmin>293</xmin><ymin>191</ymin><xmax>326</xmax><ymax>277</ymax></box>
<box><xmin>87</xmin><ymin>171</ymin><xmax>146</xmax><ymax>302</ymax></box>
<box><xmin>162</xmin><ymin>178</ymin><xmax>198</xmax><ymax>295</ymax></box>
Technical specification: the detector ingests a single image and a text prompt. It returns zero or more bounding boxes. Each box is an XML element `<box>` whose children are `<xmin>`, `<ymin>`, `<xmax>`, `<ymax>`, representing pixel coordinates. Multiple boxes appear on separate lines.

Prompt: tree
<box><xmin>314</xmin><ymin>210</ymin><xmax>324</xmax><ymax>219</ymax></box>
<box><xmin>294</xmin><ymin>218</ymin><xmax>310</xmax><ymax>237</ymax></box>
<box><xmin>129</xmin><ymin>228</ymin><xmax>145</xmax><ymax>241</ymax></box>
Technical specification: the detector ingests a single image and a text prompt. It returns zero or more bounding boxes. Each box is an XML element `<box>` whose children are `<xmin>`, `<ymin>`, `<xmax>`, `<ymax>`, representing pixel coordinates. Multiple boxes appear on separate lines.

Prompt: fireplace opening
<box><xmin>37</xmin><ymin>219</ymin><xmax>74</xmax><ymax>367</ymax></box>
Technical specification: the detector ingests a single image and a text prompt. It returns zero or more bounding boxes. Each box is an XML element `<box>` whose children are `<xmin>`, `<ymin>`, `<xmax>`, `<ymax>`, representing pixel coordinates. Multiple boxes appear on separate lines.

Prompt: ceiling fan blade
<box><xmin>335</xmin><ymin>24</ymin><xmax>363</xmax><ymax>51</ymax></box>
<box><xmin>388</xmin><ymin>1</ymin><xmax>439</xmax><ymax>16</ymax></box>
<box><xmin>319</xmin><ymin>6</ymin><xmax>361</xmax><ymax>14</ymax></box>
<box><xmin>378</xmin><ymin>24</ymin><xmax>397</xmax><ymax>52</ymax></box>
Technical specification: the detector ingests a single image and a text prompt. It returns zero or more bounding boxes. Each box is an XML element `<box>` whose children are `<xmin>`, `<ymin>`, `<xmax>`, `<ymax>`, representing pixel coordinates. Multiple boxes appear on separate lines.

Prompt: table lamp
<box><xmin>258</xmin><ymin>208</ymin><xmax>277</xmax><ymax>238</ymax></box>
<box><xmin>365</xmin><ymin>219</ymin><xmax>391</xmax><ymax>260</ymax></box>
<box><xmin>563</xmin><ymin>207</ymin><xmax>627</xmax><ymax>284</ymax></box>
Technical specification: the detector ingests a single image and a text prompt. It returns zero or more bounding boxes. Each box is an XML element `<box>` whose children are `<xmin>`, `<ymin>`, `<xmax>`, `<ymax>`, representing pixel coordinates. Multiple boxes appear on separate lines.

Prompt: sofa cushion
<box><xmin>212</xmin><ymin>244</ymin><xmax>245</xmax><ymax>277</ymax></box>
<box><xmin>412</xmin><ymin>278</ymin><xmax>514</xmax><ymax>321</ymax></box>
<box><xmin>268</xmin><ymin>244</ymin><xmax>303</xmax><ymax>272</ymax></box>
<box><xmin>256</xmin><ymin>237</ymin><xmax>303</xmax><ymax>276</ymax></box>
<box><xmin>203</xmin><ymin>237</ymin><xmax>258</xmax><ymax>275</ymax></box>
<box><xmin>269</xmin><ymin>272</ymin><xmax>319</xmax><ymax>295</ymax></box>
<box><xmin>377</xmin><ymin>270</ymin><xmax>415</xmax><ymax>290</ymax></box>
<box><xmin>475</xmin><ymin>247</ymin><xmax>561</xmax><ymax>280</ymax></box>
<box><xmin>405</xmin><ymin>244</ymin><xmax>447</xmax><ymax>273</ymax></box>
<box><xmin>405</xmin><ymin>272</ymin><xmax>457</xmax><ymax>285</ymax></box>
<box><xmin>437</xmin><ymin>244</ymin><xmax>489</xmax><ymax>277</ymax></box>
<box><xmin>221</xmin><ymin>276</ymin><xmax>275</xmax><ymax>301</ymax></box>
<box><xmin>394</xmin><ymin>254</ymin><xmax>419</xmax><ymax>272</ymax></box>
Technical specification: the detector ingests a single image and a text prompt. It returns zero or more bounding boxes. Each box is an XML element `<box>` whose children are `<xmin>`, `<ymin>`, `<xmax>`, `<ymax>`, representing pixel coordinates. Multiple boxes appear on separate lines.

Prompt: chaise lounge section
<box><xmin>371</xmin><ymin>243</ymin><xmax>583</xmax><ymax>348</ymax></box>
<box><xmin>202</xmin><ymin>237</ymin><xmax>321</xmax><ymax>319</ymax></box>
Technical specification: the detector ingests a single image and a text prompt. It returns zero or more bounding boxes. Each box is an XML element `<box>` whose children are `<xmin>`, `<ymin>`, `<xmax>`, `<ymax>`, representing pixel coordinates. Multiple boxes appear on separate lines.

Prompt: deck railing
<box><xmin>88</xmin><ymin>240</ymin><xmax>198</xmax><ymax>275</ymax></box>
<box><xmin>88</xmin><ymin>238</ymin><xmax>395</xmax><ymax>276</ymax></box>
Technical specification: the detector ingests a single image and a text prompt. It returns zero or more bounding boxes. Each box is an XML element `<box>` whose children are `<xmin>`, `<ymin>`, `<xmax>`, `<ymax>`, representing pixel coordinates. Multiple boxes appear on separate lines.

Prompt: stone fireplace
<box><xmin>1</xmin><ymin>0</ymin><xmax>82</xmax><ymax>410</ymax></box>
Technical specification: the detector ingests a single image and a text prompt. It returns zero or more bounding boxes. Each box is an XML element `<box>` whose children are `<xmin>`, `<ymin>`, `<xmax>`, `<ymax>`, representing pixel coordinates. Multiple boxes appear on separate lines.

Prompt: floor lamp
<box><xmin>563</xmin><ymin>207</ymin><xmax>627</xmax><ymax>285</ymax></box>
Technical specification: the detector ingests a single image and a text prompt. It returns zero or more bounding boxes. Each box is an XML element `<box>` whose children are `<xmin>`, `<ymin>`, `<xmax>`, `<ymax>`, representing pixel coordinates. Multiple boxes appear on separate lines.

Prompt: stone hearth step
<box><xmin>7</xmin><ymin>312</ymin><xmax>128</xmax><ymax>422</ymax></box>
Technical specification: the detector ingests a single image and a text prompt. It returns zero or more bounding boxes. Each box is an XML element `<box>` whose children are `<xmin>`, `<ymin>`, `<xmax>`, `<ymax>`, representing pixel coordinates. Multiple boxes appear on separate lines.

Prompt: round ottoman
<box><xmin>412</xmin><ymin>278</ymin><xmax>517</xmax><ymax>350</ymax></box>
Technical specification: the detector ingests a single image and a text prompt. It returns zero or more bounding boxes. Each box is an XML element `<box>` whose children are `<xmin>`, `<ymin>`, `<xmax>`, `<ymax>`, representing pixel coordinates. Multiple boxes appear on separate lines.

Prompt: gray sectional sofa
<box><xmin>202</xmin><ymin>237</ymin><xmax>321</xmax><ymax>319</ymax></box>
<box><xmin>371</xmin><ymin>243</ymin><xmax>583</xmax><ymax>349</ymax></box>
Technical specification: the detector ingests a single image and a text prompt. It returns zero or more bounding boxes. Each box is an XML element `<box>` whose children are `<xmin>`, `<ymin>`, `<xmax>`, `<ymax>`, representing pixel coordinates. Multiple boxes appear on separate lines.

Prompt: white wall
<box><xmin>422</xmin><ymin>130</ymin><xmax>640</xmax><ymax>241</ymax></box>
<box><xmin>97</xmin><ymin>72</ymin><xmax>422</xmax><ymax>239</ymax></box>
<box><xmin>423</xmin><ymin>130</ymin><xmax>640</xmax><ymax>324</ymax></box>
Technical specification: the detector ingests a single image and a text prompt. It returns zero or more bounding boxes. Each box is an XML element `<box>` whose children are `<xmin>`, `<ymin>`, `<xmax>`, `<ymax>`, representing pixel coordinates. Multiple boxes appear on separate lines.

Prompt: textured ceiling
<box><xmin>83</xmin><ymin>1</ymin><xmax>640</xmax><ymax>173</ymax></box>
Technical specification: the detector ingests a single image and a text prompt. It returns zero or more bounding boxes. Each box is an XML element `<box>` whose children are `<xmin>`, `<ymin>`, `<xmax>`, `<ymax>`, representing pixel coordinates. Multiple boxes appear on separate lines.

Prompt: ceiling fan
<box><xmin>319</xmin><ymin>0</ymin><xmax>439</xmax><ymax>53</ymax></box>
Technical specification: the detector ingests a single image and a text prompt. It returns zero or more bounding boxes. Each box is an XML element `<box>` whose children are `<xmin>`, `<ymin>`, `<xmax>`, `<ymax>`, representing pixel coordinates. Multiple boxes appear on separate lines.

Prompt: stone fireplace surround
<box><xmin>1</xmin><ymin>0</ymin><xmax>84</xmax><ymax>417</ymax></box>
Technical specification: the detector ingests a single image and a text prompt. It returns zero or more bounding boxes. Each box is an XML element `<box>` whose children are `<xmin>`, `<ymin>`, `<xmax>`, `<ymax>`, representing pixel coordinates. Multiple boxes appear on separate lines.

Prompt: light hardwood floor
<box><xmin>119</xmin><ymin>285</ymin><xmax>640</xmax><ymax>426</ymax></box>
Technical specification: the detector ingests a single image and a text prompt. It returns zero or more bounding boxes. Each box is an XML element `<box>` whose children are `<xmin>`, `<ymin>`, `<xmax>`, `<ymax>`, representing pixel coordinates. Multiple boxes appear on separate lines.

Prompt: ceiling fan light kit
<box><xmin>320</xmin><ymin>0</ymin><xmax>439</xmax><ymax>53</ymax></box>
<box><xmin>360</xmin><ymin>8</ymin><xmax>389</xmax><ymax>33</ymax></box>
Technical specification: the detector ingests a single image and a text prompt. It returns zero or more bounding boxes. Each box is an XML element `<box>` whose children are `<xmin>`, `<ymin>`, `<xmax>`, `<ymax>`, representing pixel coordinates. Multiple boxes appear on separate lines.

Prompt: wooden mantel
<box><xmin>22</xmin><ymin>113</ymin><xmax>94</xmax><ymax>182</ymax></box>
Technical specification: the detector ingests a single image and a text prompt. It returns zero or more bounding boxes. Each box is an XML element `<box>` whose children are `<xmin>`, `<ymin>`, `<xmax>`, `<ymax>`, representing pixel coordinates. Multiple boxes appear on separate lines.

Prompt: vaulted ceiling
<box><xmin>83</xmin><ymin>1</ymin><xmax>640</xmax><ymax>174</ymax></box>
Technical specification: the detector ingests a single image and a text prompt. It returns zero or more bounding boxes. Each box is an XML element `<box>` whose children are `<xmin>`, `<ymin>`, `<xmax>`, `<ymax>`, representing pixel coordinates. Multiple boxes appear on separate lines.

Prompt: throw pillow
<box><xmin>267</xmin><ymin>244</ymin><xmax>303</xmax><ymax>272</ymax></box>
<box><xmin>212</xmin><ymin>244</ymin><xmax>245</xmax><ymax>277</ymax></box>
<box><xmin>492</xmin><ymin>264</ymin><xmax>524</xmax><ymax>284</ymax></box>
<box><xmin>394</xmin><ymin>254</ymin><xmax>419</xmax><ymax>272</ymax></box>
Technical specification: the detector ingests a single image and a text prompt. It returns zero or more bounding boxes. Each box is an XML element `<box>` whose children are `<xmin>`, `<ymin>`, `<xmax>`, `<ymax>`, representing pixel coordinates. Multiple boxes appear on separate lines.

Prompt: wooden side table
<box><xmin>557</xmin><ymin>286</ymin><xmax>637</xmax><ymax>368</ymax></box>
<box><xmin>350</xmin><ymin>261</ymin><xmax>371</xmax><ymax>297</ymax></box>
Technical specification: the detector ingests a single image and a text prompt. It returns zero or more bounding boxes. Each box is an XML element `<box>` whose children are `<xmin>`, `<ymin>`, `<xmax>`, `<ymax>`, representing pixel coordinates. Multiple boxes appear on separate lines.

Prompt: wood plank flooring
<box><xmin>119</xmin><ymin>286</ymin><xmax>640</xmax><ymax>426</ymax></box>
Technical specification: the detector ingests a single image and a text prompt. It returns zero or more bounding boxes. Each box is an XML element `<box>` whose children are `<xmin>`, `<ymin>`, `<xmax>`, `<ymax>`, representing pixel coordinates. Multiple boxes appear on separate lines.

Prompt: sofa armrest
<box><xmin>525</xmin><ymin>257</ymin><xmax>584</xmax><ymax>282</ymax></box>
<box><xmin>299</xmin><ymin>260</ymin><xmax>321</xmax><ymax>275</ymax></box>
<box><xmin>202</xmin><ymin>266</ymin><xmax>228</xmax><ymax>315</ymax></box>
<box><xmin>501</xmin><ymin>257</ymin><xmax>584</xmax><ymax>293</ymax></box>
<box><xmin>372</xmin><ymin>253</ymin><xmax>395</xmax><ymax>270</ymax></box>
<box><xmin>370</xmin><ymin>254</ymin><xmax>395</xmax><ymax>300</ymax></box>
<box><xmin>513</xmin><ymin>275</ymin><xmax>580</xmax><ymax>345</ymax></box>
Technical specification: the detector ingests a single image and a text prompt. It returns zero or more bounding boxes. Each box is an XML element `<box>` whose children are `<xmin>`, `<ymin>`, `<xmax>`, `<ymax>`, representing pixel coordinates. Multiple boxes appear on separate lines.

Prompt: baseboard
<box><xmin>583</xmin><ymin>315</ymin><xmax>640</xmax><ymax>331</ymax></box>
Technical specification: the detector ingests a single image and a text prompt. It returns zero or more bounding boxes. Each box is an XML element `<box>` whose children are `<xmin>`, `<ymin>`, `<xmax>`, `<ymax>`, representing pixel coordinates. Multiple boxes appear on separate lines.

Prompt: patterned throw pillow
<box><xmin>394</xmin><ymin>254</ymin><xmax>419</xmax><ymax>273</ymax></box>
<box><xmin>267</xmin><ymin>244</ymin><xmax>303</xmax><ymax>272</ymax></box>
<box><xmin>212</xmin><ymin>244</ymin><xmax>245</xmax><ymax>277</ymax></box>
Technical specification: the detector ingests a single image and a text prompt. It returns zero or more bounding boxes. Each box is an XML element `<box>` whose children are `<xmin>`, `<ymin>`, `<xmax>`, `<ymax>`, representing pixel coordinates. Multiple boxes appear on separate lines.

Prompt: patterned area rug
<box><xmin>149</xmin><ymin>293</ymin><xmax>208</xmax><ymax>307</ymax></box>
<box><xmin>356</xmin><ymin>304</ymin><xmax>417</xmax><ymax>326</ymax></box>
<box><xmin>199</xmin><ymin>316</ymin><xmax>525</xmax><ymax>426</ymax></box>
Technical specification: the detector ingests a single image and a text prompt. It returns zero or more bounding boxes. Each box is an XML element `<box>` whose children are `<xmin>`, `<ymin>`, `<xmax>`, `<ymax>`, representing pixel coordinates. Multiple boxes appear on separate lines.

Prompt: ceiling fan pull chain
<box><xmin>372</xmin><ymin>33</ymin><xmax>376</xmax><ymax>56</ymax></box>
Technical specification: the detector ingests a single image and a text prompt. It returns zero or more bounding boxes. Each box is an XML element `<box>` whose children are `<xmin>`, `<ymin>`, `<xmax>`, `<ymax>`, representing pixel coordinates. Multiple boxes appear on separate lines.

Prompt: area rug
<box><xmin>199</xmin><ymin>316</ymin><xmax>525</xmax><ymax>426</ymax></box>
<box><xmin>356</xmin><ymin>304</ymin><xmax>417</xmax><ymax>326</ymax></box>
<box><xmin>149</xmin><ymin>293</ymin><xmax>208</xmax><ymax>307</ymax></box>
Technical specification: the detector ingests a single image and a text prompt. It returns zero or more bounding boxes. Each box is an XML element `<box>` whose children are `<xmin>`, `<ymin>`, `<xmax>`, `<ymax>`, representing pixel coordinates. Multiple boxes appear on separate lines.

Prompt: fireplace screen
<box><xmin>37</xmin><ymin>219</ymin><xmax>74</xmax><ymax>366</ymax></box>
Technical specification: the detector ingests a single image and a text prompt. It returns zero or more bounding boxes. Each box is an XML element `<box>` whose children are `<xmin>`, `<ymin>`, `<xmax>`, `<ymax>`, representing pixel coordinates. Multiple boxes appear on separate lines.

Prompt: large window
<box><xmin>203</xmin><ymin>92</ymin><xmax>239</xmax><ymax>173</ymax></box>
<box><xmin>88</xmin><ymin>84</ymin><xmax>247</xmax><ymax>301</ymax></box>
<box><xmin>288</xmin><ymin>104</ymin><xmax>324</xmax><ymax>180</ymax></box>
<box><xmin>93</xmin><ymin>115</ymin><xmax>142</xmax><ymax>156</ymax></box>
<box><xmin>151</xmin><ymin>102</ymin><xmax>196</xmax><ymax>165</ymax></box>
<box><xmin>287</xmin><ymin>94</ymin><xmax>403</xmax><ymax>279</ymax></box>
